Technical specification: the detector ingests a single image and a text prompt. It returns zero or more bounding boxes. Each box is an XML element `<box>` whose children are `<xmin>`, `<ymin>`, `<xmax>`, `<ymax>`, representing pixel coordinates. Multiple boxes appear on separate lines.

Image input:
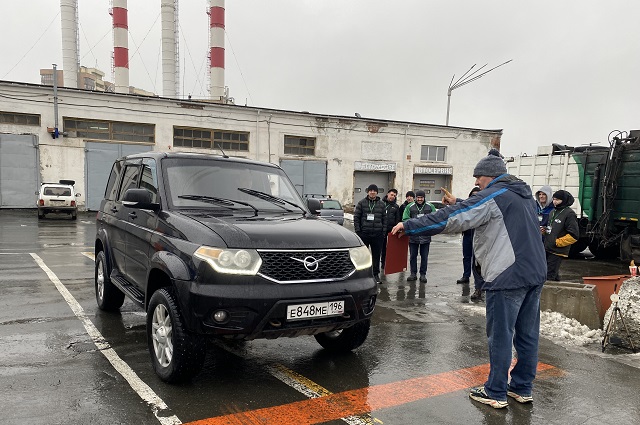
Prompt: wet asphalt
<box><xmin>1</xmin><ymin>210</ymin><xmax>639</xmax><ymax>425</ymax></box>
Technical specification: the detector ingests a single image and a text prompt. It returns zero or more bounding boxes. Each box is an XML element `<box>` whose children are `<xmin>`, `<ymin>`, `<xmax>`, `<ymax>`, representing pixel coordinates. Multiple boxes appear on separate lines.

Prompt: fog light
<box><xmin>213</xmin><ymin>310</ymin><xmax>228</xmax><ymax>322</ymax></box>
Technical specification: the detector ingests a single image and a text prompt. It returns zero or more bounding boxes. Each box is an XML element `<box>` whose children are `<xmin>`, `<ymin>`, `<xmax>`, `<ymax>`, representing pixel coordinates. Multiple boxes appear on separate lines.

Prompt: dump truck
<box><xmin>507</xmin><ymin>129</ymin><xmax>640</xmax><ymax>263</ymax></box>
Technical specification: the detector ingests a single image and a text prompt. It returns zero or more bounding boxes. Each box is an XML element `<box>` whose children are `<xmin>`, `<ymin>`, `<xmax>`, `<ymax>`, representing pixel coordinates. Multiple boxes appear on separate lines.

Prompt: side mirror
<box><xmin>122</xmin><ymin>188</ymin><xmax>160</xmax><ymax>211</ymax></box>
<box><xmin>75</xmin><ymin>193</ymin><xmax>81</xmax><ymax>197</ymax></box>
<box><xmin>35</xmin><ymin>191</ymin><xmax>39</xmax><ymax>195</ymax></box>
<box><xmin>307</xmin><ymin>198</ymin><xmax>321</xmax><ymax>215</ymax></box>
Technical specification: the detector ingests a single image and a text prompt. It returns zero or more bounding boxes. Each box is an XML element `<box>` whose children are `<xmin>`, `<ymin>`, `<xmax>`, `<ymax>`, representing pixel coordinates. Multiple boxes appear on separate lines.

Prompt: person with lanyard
<box><xmin>353</xmin><ymin>184</ymin><xmax>387</xmax><ymax>284</ymax></box>
<box><xmin>535</xmin><ymin>185</ymin><xmax>554</xmax><ymax>239</ymax></box>
<box><xmin>543</xmin><ymin>190</ymin><xmax>579</xmax><ymax>281</ymax></box>
<box><xmin>381</xmin><ymin>189</ymin><xmax>401</xmax><ymax>271</ymax></box>
<box><xmin>402</xmin><ymin>190</ymin><xmax>435</xmax><ymax>282</ymax></box>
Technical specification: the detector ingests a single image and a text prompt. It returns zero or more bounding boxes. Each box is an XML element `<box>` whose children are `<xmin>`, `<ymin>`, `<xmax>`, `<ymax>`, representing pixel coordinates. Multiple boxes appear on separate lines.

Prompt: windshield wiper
<box><xmin>237</xmin><ymin>188</ymin><xmax>306</xmax><ymax>215</ymax></box>
<box><xmin>177</xmin><ymin>194</ymin><xmax>258</xmax><ymax>215</ymax></box>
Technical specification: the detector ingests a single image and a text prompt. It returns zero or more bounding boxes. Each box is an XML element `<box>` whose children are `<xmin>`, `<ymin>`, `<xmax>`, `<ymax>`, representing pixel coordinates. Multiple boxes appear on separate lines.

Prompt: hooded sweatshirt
<box><xmin>544</xmin><ymin>190</ymin><xmax>579</xmax><ymax>257</ymax></box>
<box><xmin>535</xmin><ymin>185</ymin><xmax>554</xmax><ymax>227</ymax></box>
<box><xmin>403</xmin><ymin>174</ymin><xmax>546</xmax><ymax>291</ymax></box>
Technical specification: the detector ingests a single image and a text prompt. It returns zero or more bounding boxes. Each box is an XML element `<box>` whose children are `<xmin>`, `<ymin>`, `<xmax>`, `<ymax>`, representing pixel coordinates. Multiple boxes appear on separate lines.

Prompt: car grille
<box><xmin>258</xmin><ymin>250</ymin><xmax>355</xmax><ymax>283</ymax></box>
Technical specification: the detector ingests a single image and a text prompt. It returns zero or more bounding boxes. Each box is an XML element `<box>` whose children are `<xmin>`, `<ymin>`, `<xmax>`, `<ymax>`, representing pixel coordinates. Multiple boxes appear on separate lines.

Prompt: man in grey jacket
<box><xmin>391</xmin><ymin>149</ymin><xmax>546</xmax><ymax>409</ymax></box>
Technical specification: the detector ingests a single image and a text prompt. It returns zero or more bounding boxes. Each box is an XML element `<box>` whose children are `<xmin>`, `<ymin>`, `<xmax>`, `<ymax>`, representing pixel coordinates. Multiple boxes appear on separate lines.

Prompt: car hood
<box><xmin>182</xmin><ymin>212</ymin><xmax>360</xmax><ymax>249</ymax></box>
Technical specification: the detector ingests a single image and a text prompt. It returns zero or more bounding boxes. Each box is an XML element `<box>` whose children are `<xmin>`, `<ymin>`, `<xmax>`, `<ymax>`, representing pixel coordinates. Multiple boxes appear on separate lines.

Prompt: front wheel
<box><xmin>95</xmin><ymin>251</ymin><xmax>125</xmax><ymax>311</ymax></box>
<box><xmin>147</xmin><ymin>288</ymin><xmax>206</xmax><ymax>383</ymax></box>
<box><xmin>314</xmin><ymin>319</ymin><xmax>370</xmax><ymax>352</ymax></box>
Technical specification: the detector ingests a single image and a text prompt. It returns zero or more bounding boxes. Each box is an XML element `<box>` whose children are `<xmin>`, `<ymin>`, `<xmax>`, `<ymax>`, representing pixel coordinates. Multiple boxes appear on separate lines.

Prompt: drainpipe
<box><xmin>255</xmin><ymin>109</ymin><xmax>260</xmax><ymax>161</ymax></box>
<box><xmin>561</xmin><ymin>151</ymin><xmax>569</xmax><ymax>190</ymax></box>
<box><xmin>267</xmin><ymin>114</ymin><xmax>273</xmax><ymax>164</ymax></box>
<box><xmin>403</xmin><ymin>124</ymin><xmax>409</xmax><ymax>190</ymax></box>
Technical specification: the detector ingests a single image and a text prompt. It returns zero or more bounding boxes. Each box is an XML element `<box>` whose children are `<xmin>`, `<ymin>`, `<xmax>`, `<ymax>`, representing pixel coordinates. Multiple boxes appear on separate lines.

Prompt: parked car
<box><xmin>36</xmin><ymin>180</ymin><xmax>80</xmax><ymax>220</ymax></box>
<box><xmin>94</xmin><ymin>152</ymin><xmax>377</xmax><ymax>383</ymax></box>
<box><xmin>305</xmin><ymin>195</ymin><xmax>345</xmax><ymax>226</ymax></box>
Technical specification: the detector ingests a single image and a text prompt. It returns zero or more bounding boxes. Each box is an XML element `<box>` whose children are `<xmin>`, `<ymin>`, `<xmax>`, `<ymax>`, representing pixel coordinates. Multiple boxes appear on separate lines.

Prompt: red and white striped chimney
<box><xmin>112</xmin><ymin>0</ymin><xmax>129</xmax><ymax>93</ymax></box>
<box><xmin>209</xmin><ymin>0</ymin><xmax>225</xmax><ymax>100</ymax></box>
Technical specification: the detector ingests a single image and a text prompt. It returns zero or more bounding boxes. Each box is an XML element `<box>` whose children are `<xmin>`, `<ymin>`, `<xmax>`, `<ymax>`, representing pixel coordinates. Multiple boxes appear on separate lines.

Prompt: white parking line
<box><xmin>29</xmin><ymin>253</ymin><xmax>182</xmax><ymax>425</ymax></box>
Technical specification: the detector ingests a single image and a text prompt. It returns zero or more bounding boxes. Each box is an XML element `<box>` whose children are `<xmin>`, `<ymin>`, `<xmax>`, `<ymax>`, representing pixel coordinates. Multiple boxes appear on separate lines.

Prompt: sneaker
<box><xmin>419</xmin><ymin>275</ymin><xmax>427</xmax><ymax>283</ymax></box>
<box><xmin>470</xmin><ymin>289</ymin><xmax>483</xmax><ymax>301</ymax></box>
<box><xmin>374</xmin><ymin>274</ymin><xmax>382</xmax><ymax>284</ymax></box>
<box><xmin>456</xmin><ymin>277</ymin><xmax>470</xmax><ymax>284</ymax></box>
<box><xmin>507</xmin><ymin>389</ymin><xmax>533</xmax><ymax>404</ymax></box>
<box><xmin>407</xmin><ymin>274</ymin><xmax>417</xmax><ymax>281</ymax></box>
<box><xmin>469</xmin><ymin>386</ymin><xmax>508</xmax><ymax>409</ymax></box>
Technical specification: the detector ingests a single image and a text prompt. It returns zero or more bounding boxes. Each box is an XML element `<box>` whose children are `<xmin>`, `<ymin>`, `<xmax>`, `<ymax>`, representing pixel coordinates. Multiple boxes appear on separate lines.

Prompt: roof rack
<box><xmin>303</xmin><ymin>193</ymin><xmax>331</xmax><ymax>199</ymax></box>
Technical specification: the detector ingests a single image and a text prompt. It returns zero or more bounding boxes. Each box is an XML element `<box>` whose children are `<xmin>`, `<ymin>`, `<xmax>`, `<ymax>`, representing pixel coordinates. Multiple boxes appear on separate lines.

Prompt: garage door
<box><xmin>85</xmin><ymin>142</ymin><xmax>153</xmax><ymax>211</ymax></box>
<box><xmin>280</xmin><ymin>160</ymin><xmax>327</xmax><ymax>197</ymax></box>
<box><xmin>0</xmin><ymin>134</ymin><xmax>38</xmax><ymax>208</ymax></box>
<box><xmin>353</xmin><ymin>171</ymin><xmax>392</xmax><ymax>205</ymax></box>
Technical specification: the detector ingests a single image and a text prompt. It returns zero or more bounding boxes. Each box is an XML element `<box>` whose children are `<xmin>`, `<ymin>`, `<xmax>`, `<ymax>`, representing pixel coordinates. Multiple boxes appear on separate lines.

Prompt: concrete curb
<box><xmin>541</xmin><ymin>281</ymin><xmax>602</xmax><ymax>330</ymax></box>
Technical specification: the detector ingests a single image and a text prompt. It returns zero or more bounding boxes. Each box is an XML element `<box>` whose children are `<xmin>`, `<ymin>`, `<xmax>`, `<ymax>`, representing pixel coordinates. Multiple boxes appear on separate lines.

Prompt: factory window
<box><xmin>420</xmin><ymin>145</ymin><xmax>446</xmax><ymax>162</ymax></box>
<box><xmin>284</xmin><ymin>135</ymin><xmax>315</xmax><ymax>156</ymax></box>
<box><xmin>0</xmin><ymin>111</ymin><xmax>41</xmax><ymax>126</ymax></box>
<box><xmin>173</xmin><ymin>126</ymin><xmax>249</xmax><ymax>151</ymax></box>
<box><xmin>63</xmin><ymin>118</ymin><xmax>155</xmax><ymax>143</ymax></box>
<box><xmin>83</xmin><ymin>77</ymin><xmax>95</xmax><ymax>90</ymax></box>
<box><xmin>41</xmin><ymin>74</ymin><xmax>53</xmax><ymax>85</ymax></box>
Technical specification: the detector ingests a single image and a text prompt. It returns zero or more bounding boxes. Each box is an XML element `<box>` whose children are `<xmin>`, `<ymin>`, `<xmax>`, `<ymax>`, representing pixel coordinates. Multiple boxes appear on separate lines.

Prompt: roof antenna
<box><xmin>215</xmin><ymin>142</ymin><xmax>229</xmax><ymax>158</ymax></box>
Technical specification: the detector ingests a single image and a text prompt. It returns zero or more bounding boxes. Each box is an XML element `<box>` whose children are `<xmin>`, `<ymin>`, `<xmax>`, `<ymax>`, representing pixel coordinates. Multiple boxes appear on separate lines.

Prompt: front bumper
<box><xmin>173</xmin><ymin>269</ymin><xmax>377</xmax><ymax>340</ymax></box>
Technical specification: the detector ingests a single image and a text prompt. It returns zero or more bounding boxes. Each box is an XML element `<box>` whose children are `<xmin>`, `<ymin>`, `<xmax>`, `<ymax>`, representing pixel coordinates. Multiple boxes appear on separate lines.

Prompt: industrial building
<box><xmin>0</xmin><ymin>0</ymin><xmax>502</xmax><ymax>211</ymax></box>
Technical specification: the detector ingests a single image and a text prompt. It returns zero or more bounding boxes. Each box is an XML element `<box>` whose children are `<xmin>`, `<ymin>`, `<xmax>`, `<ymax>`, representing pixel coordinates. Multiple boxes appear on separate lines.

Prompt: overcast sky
<box><xmin>2</xmin><ymin>0</ymin><xmax>639</xmax><ymax>156</ymax></box>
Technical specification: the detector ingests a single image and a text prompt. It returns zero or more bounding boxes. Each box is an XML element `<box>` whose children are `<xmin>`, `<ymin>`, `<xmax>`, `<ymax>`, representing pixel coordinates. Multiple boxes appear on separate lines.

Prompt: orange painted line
<box><xmin>184</xmin><ymin>362</ymin><xmax>558</xmax><ymax>425</ymax></box>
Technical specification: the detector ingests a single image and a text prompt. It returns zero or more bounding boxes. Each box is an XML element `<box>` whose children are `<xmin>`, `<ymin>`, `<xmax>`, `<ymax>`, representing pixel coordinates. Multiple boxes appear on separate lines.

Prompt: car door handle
<box><xmin>110</xmin><ymin>207</ymin><xmax>118</xmax><ymax>213</ymax></box>
<box><xmin>128</xmin><ymin>212</ymin><xmax>137</xmax><ymax>219</ymax></box>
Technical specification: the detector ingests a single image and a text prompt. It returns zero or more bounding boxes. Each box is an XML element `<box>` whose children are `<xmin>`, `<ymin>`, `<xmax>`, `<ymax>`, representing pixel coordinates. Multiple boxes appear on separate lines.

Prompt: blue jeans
<box><xmin>462</xmin><ymin>230</ymin><xmax>483</xmax><ymax>290</ymax></box>
<box><xmin>409</xmin><ymin>242</ymin><xmax>430</xmax><ymax>275</ymax></box>
<box><xmin>484</xmin><ymin>285</ymin><xmax>542</xmax><ymax>400</ymax></box>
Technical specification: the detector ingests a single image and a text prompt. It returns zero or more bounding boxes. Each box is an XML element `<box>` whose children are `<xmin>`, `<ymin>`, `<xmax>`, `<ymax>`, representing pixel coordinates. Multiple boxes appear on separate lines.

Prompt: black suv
<box><xmin>95</xmin><ymin>152</ymin><xmax>377</xmax><ymax>382</ymax></box>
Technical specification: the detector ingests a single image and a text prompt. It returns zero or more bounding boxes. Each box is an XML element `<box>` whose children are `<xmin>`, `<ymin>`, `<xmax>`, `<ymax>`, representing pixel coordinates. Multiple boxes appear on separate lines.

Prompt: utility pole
<box><xmin>446</xmin><ymin>60</ymin><xmax>512</xmax><ymax>126</ymax></box>
<box><xmin>52</xmin><ymin>64</ymin><xmax>59</xmax><ymax>139</ymax></box>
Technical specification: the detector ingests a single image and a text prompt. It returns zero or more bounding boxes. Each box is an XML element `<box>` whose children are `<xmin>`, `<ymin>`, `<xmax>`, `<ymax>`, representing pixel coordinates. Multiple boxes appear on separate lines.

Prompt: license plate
<box><xmin>287</xmin><ymin>301</ymin><xmax>344</xmax><ymax>321</ymax></box>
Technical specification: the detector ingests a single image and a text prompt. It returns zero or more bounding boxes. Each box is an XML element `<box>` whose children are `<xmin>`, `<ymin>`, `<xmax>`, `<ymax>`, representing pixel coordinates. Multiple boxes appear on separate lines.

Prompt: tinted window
<box><xmin>140</xmin><ymin>159</ymin><xmax>158</xmax><ymax>203</ymax></box>
<box><xmin>104</xmin><ymin>161</ymin><xmax>123</xmax><ymax>200</ymax></box>
<box><xmin>118</xmin><ymin>165</ymin><xmax>140</xmax><ymax>201</ymax></box>
<box><xmin>43</xmin><ymin>187</ymin><xmax>71</xmax><ymax>196</ymax></box>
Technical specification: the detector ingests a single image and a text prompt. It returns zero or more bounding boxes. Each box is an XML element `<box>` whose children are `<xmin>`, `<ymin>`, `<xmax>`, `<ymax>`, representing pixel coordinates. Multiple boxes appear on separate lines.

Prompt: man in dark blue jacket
<box><xmin>391</xmin><ymin>149</ymin><xmax>546</xmax><ymax>409</ymax></box>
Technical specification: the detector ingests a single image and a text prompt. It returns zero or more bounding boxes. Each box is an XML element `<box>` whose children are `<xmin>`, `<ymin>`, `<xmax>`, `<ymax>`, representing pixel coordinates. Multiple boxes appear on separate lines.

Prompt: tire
<box><xmin>38</xmin><ymin>210</ymin><xmax>45</xmax><ymax>219</ymax></box>
<box><xmin>568</xmin><ymin>239</ymin><xmax>589</xmax><ymax>258</ymax></box>
<box><xmin>147</xmin><ymin>288</ymin><xmax>206</xmax><ymax>383</ymax></box>
<box><xmin>71</xmin><ymin>212</ymin><xmax>77</xmax><ymax>220</ymax></box>
<box><xmin>314</xmin><ymin>319</ymin><xmax>370</xmax><ymax>352</ymax></box>
<box><xmin>588</xmin><ymin>240</ymin><xmax>619</xmax><ymax>260</ymax></box>
<box><xmin>95</xmin><ymin>251</ymin><xmax>125</xmax><ymax>311</ymax></box>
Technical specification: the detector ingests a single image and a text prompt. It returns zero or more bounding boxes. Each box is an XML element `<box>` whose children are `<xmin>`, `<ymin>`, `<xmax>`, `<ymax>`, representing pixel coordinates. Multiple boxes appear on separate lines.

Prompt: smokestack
<box><xmin>209</xmin><ymin>0</ymin><xmax>225</xmax><ymax>100</ymax></box>
<box><xmin>112</xmin><ymin>0</ymin><xmax>129</xmax><ymax>94</ymax></box>
<box><xmin>60</xmin><ymin>0</ymin><xmax>79</xmax><ymax>88</ymax></box>
<box><xmin>161</xmin><ymin>0</ymin><xmax>179</xmax><ymax>97</ymax></box>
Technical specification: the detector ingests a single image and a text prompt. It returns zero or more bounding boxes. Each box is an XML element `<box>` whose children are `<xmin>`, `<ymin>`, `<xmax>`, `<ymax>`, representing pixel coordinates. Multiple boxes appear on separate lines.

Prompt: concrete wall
<box><xmin>0</xmin><ymin>81</ymin><xmax>502</xmax><ymax>209</ymax></box>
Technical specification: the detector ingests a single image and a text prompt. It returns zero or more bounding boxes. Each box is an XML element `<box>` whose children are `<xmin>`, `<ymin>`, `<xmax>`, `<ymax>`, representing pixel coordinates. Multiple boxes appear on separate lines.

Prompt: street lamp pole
<box><xmin>446</xmin><ymin>59</ymin><xmax>512</xmax><ymax>126</ymax></box>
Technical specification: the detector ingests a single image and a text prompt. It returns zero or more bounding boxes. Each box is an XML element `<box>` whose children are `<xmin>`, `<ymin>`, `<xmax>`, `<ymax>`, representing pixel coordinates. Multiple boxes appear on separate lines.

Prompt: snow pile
<box><xmin>602</xmin><ymin>276</ymin><xmax>640</xmax><ymax>348</ymax></box>
<box><xmin>540</xmin><ymin>310</ymin><xmax>603</xmax><ymax>346</ymax></box>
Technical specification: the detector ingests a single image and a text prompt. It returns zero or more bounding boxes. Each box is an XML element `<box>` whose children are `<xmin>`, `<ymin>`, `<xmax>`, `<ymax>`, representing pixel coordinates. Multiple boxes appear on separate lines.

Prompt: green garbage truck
<box><xmin>507</xmin><ymin>129</ymin><xmax>640</xmax><ymax>263</ymax></box>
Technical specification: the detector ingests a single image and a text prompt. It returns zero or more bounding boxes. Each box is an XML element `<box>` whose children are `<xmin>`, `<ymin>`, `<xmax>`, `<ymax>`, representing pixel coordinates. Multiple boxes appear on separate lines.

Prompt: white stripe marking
<box><xmin>29</xmin><ymin>253</ymin><xmax>181</xmax><ymax>425</ymax></box>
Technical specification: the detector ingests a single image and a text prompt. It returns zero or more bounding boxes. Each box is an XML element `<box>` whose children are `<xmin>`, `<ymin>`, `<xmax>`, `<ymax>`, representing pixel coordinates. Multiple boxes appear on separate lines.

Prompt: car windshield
<box><xmin>163</xmin><ymin>158</ymin><xmax>306</xmax><ymax>212</ymax></box>
<box><xmin>321</xmin><ymin>200</ymin><xmax>342</xmax><ymax>210</ymax></box>
<box><xmin>43</xmin><ymin>187</ymin><xmax>71</xmax><ymax>196</ymax></box>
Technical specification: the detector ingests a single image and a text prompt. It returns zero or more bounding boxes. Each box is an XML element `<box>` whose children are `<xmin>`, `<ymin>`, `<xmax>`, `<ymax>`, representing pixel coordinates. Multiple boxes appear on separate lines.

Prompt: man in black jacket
<box><xmin>381</xmin><ymin>188</ymin><xmax>401</xmax><ymax>271</ymax></box>
<box><xmin>354</xmin><ymin>184</ymin><xmax>387</xmax><ymax>284</ymax></box>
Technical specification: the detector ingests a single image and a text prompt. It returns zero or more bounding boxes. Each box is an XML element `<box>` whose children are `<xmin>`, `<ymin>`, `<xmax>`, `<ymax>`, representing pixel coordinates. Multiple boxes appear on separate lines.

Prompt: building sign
<box><xmin>414</xmin><ymin>166</ymin><xmax>453</xmax><ymax>175</ymax></box>
<box><xmin>354</xmin><ymin>161</ymin><xmax>396</xmax><ymax>172</ymax></box>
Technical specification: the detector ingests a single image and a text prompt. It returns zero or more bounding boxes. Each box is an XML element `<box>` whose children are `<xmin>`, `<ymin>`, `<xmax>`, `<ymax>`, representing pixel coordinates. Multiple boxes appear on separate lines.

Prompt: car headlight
<box><xmin>349</xmin><ymin>245</ymin><xmax>372</xmax><ymax>270</ymax></box>
<box><xmin>194</xmin><ymin>246</ymin><xmax>262</xmax><ymax>275</ymax></box>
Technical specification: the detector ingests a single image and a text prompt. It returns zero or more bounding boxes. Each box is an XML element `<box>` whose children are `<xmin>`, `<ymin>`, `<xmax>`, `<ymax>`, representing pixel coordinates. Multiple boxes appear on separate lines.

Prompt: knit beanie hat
<box><xmin>366</xmin><ymin>184</ymin><xmax>378</xmax><ymax>193</ymax></box>
<box><xmin>406</xmin><ymin>190</ymin><xmax>415</xmax><ymax>198</ymax></box>
<box><xmin>473</xmin><ymin>149</ymin><xmax>507</xmax><ymax>177</ymax></box>
<box><xmin>415</xmin><ymin>190</ymin><xmax>426</xmax><ymax>198</ymax></box>
<box><xmin>552</xmin><ymin>190</ymin><xmax>569</xmax><ymax>205</ymax></box>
